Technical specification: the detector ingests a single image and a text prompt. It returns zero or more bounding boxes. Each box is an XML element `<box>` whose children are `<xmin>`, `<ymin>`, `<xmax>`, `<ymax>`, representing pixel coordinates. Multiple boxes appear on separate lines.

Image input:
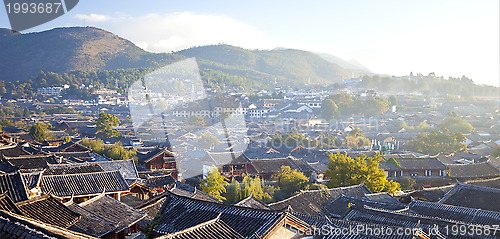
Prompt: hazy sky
<box><xmin>1</xmin><ymin>0</ymin><xmax>499</xmax><ymax>86</ymax></box>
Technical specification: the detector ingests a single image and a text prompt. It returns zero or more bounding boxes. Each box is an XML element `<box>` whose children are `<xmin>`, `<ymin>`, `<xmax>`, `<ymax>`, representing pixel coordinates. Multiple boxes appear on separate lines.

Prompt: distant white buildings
<box><xmin>37</xmin><ymin>87</ymin><xmax>63</xmax><ymax>96</ymax></box>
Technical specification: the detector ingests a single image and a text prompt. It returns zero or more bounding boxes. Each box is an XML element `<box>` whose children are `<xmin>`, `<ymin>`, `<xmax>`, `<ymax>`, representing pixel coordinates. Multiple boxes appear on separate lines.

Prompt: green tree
<box><xmin>397</xmin><ymin>177</ymin><xmax>416</xmax><ymax>191</ymax></box>
<box><xmin>186</xmin><ymin>115</ymin><xmax>206</xmax><ymax>126</ymax></box>
<box><xmin>225</xmin><ymin>180</ymin><xmax>242</xmax><ymax>204</ymax></box>
<box><xmin>29</xmin><ymin>123</ymin><xmax>48</xmax><ymax>141</ymax></box>
<box><xmin>443</xmin><ymin>117</ymin><xmax>473</xmax><ymax>134</ymax></box>
<box><xmin>241</xmin><ymin>175</ymin><xmax>272</xmax><ymax>202</ymax></box>
<box><xmin>345</xmin><ymin>129</ymin><xmax>370</xmax><ymax>149</ymax></box>
<box><xmin>321</xmin><ymin>98</ymin><xmax>338</xmax><ymax>121</ymax></box>
<box><xmin>277</xmin><ymin>166</ymin><xmax>309</xmax><ymax>197</ymax></box>
<box><xmin>405</xmin><ymin>128</ymin><xmax>467</xmax><ymax>155</ymax></box>
<box><xmin>200</xmin><ymin>166</ymin><xmax>229</xmax><ymax>202</ymax></box>
<box><xmin>388</xmin><ymin>95</ymin><xmax>398</xmax><ymax>106</ymax></box>
<box><xmin>325</xmin><ymin>153</ymin><xmax>400</xmax><ymax>193</ymax></box>
<box><xmin>96</xmin><ymin>112</ymin><xmax>121</xmax><ymax>138</ymax></box>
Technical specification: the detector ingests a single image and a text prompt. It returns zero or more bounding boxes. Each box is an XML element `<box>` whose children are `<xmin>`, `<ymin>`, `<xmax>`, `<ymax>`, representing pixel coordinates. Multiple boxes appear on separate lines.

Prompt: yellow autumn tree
<box><xmin>325</xmin><ymin>153</ymin><xmax>400</xmax><ymax>193</ymax></box>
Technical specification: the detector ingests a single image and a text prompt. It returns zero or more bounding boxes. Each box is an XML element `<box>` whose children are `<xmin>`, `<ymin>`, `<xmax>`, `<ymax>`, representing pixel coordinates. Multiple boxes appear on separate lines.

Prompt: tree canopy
<box><xmin>276</xmin><ymin>166</ymin><xmax>310</xmax><ymax>198</ymax></box>
<box><xmin>325</xmin><ymin>153</ymin><xmax>400</xmax><ymax>193</ymax></box>
<box><xmin>200</xmin><ymin>166</ymin><xmax>230</xmax><ymax>202</ymax></box>
<box><xmin>96</xmin><ymin>112</ymin><xmax>121</xmax><ymax>138</ymax></box>
<box><xmin>405</xmin><ymin>128</ymin><xmax>467</xmax><ymax>155</ymax></box>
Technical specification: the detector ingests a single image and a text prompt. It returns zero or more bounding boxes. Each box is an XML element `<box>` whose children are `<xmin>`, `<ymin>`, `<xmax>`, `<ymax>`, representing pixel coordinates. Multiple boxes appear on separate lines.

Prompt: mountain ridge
<box><xmin>0</xmin><ymin>26</ymin><xmax>361</xmax><ymax>88</ymax></box>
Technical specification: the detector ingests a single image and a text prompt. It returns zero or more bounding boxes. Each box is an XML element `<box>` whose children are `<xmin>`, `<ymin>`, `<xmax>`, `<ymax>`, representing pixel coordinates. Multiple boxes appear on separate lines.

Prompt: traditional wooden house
<box><xmin>248</xmin><ymin>157</ymin><xmax>314</xmax><ymax>181</ymax></box>
<box><xmin>137</xmin><ymin>147</ymin><xmax>177</xmax><ymax>178</ymax></box>
<box><xmin>380</xmin><ymin>157</ymin><xmax>449</xmax><ymax>179</ymax></box>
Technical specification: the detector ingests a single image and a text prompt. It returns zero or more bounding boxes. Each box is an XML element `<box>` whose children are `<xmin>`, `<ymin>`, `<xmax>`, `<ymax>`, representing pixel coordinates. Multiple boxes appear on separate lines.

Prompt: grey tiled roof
<box><xmin>0</xmin><ymin>210</ymin><xmax>92</xmax><ymax>239</ymax></box>
<box><xmin>153</xmin><ymin>192</ymin><xmax>283</xmax><ymax>238</ymax></box>
<box><xmin>439</xmin><ymin>182</ymin><xmax>500</xmax><ymax>212</ymax></box>
<box><xmin>0</xmin><ymin>171</ymin><xmax>29</xmax><ymax>203</ymax></box>
<box><xmin>66</xmin><ymin>202</ymin><xmax>118</xmax><ymax>237</ymax></box>
<box><xmin>41</xmin><ymin>171</ymin><xmax>129</xmax><ymax>197</ymax></box>
<box><xmin>78</xmin><ymin>195</ymin><xmax>146</xmax><ymax>232</ymax></box>
<box><xmin>16</xmin><ymin>195</ymin><xmax>81</xmax><ymax>229</ymax></box>
<box><xmin>268</xmin><ymin>184</ymin><xmax>371</xmax><ymax>215</ymax></box>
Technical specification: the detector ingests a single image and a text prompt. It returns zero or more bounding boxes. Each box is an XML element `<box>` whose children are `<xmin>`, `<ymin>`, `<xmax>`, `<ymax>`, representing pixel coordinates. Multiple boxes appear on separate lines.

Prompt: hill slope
<box><xmin>177</xmin><ymin>45</ymin><xmax>352</xmax><ymax>86</ymax></box>
<box><xmin>0</xmin><ymin>27</ymin><xmax>183</xmax><ymax>82</ymax></box>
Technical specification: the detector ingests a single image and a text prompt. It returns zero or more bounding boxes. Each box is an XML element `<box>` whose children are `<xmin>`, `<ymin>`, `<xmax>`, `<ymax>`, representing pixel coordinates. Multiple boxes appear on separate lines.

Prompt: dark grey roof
<box><xmin>268</xmin><ymin>184</ymin><xmax>371</xmax><ymax>215</ymax></box>
<box><xmin>21</xmin><ymin>171</ymin><xmax>42</xmax><ymax>189</ymax></box>
<box><xmin>0</xmin><ymin>171</ymin><xmax>29</xmax><ymax>203</ymax></box>
<box><xmin>47</xmin><ymin>159</ymin><xmax>139</xmax><ymax>180</ymax></box>
<box><xmin>0</xmin><ymin>192</ymin><xmax>22</xmax><ymax>215</ymax></box>
<box><xmin>467</xmin><ymin>176</ymin><xmax>500</xmax><ymax>189</ymax></box>
<box><xmin>2</xmin><ymin>154</ymin><xmax>58</xmax><ymax>172</ymax></box>
<box><xmin>363</xmin><ymin>192</ymin><xmax>400</xmax><ymax>204</ymax></box>
<box><xmin>409</xmin><ymin>199</ymin><xmax>500</xmax><ymax>226</ymax></box>
<box><xmin>234</xmin><ymin>194</ymin><xmax>270</xmax><ymax>210</ymax></box>
<box><xmin>447</xmin><ymin>162</ymin><xmax>500</xmax><ymax>178</ymax></box>
<box><xmin>153</xmin><ymin>192</ymin><xmax>283</xmax><ymax>238</ymax></box>
<box><xmin>341</xmin><ymin>206</ymin><xmax>474</xmax><ymax>238</ymax></box>
<box><xmin>16</xmin><ymin>195</ymin><xmax>81</xmax><ymax>229</ymax></box>
<box><xmin>323</xmin><ymin>194</ymin><xmax>407</xmax><ymax>218</ymax></box>
<box><xmin>159</xmin><ymin>216</ymin><xmax>244</xmax><ymax>239</ymax></box>
<box><xmin>94</xmin><ymin>159</ymin><xmax>139</xmax><ymax>180</ymax></box>
<box><xmin>66</xmin><ymin>202</ymin><xmax>118</xmax><ymax>237</ymax></box>
<box><xmin>439</xmin><ymin>182</ymin><xmax>500</xmax><ymax>212</ymax></box>
<box><xmin>169</xmin><ymin>181</ymin><xmax>220</xmax><ymax>203</ymax></box>
<box><xmin>41</xmin><ymin>171</ymin><xmax>129</xmax><ymax>197</ymax></box>
<box><xmin>120</xmin><ymin>194</ymin><xmax>144</xmax><ymax>208</ymax></box>
<box><xmin>44</xmin><ymin>164</ymin><xmax>104</xmax><ymax>175</ymax></box>
<box><xmin>0</xmin><ymin>210</ymin><xmax>91</xmax><ymax>239</ymax></box>
<box><xmin>409</xmin><ymin>184</ymin><xmax>455</xmax><ymax>202</ymax></box>
<box><xmin>383</xmin><ymin>158</ymin><xmax>449</xmax><ymax>170</ymax></box>
<box><xmin>143</xmin><ymin>174</ymin><xmax>175</xmax><ymax>189</ymax></box>
<box><xmin>79</xmin><ymin>194</ymin><xmax>146</xmax><ymax>232</ymax></box>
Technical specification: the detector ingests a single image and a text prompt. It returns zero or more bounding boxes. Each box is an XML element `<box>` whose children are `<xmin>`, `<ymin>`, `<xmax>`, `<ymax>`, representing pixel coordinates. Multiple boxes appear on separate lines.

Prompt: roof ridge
<box><xmin>41</xmin><ymin>169</ymin><xmax>122</xmax><ymax>177</ymax></box>
<box><xmin>169</xmin><ymin>191</ymin><xmax>280</xmax><ymax>214</ymax></box>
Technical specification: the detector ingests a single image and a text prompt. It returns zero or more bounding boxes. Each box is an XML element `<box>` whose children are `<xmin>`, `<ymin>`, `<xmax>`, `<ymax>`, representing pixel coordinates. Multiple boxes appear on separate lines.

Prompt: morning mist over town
<box><xmin>0</xmin><ymin>1</ymin><xmax>499</xmax><ymax>238</ymax></box>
